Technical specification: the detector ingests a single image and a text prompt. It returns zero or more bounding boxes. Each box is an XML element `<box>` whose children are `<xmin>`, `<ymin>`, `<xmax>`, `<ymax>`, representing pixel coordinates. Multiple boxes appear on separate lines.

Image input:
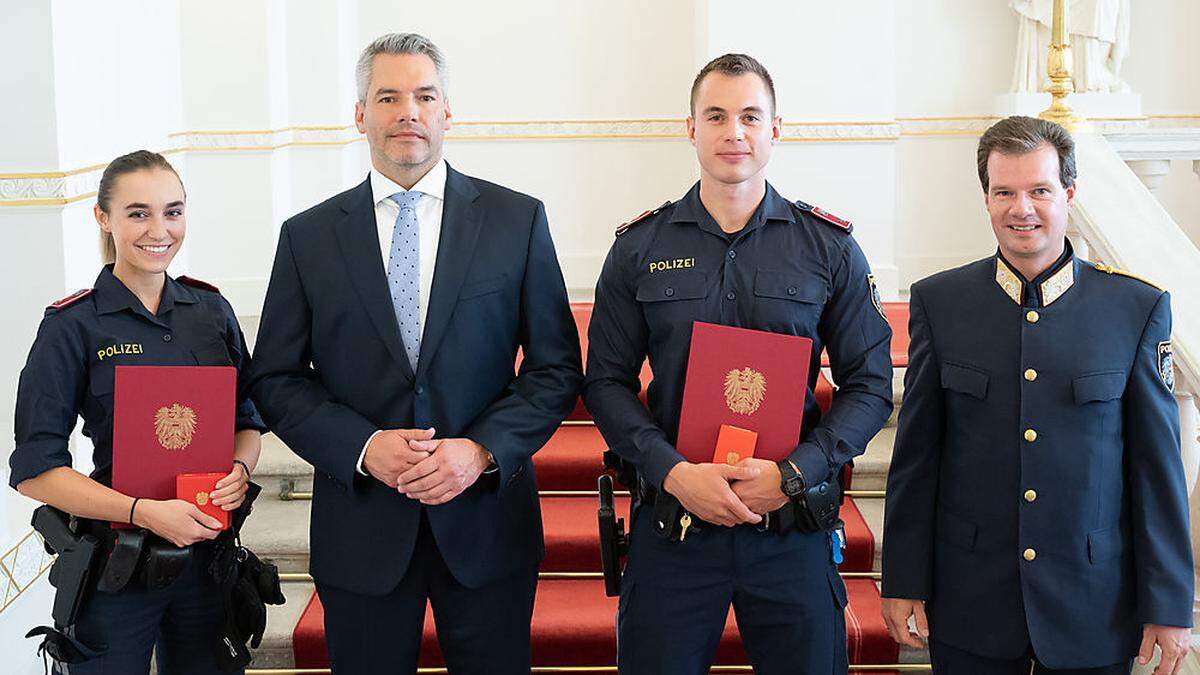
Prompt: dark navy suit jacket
<box><xmin>250</xmin><ymin>166</ymin><xmax>582</xmax><ymax>595</ymax></box>
<box><xmin>882</xmin><ymin>249</ymin><xmax>1193</xmax><ymax>668</ymax></box>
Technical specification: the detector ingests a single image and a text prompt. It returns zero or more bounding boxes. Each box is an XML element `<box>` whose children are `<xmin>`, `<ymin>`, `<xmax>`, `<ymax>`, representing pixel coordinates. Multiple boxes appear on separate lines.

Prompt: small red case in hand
<box><xmin>176</xmin><ymin>472</ymin><xmax>230</xmax><ymax>530</ymax></box>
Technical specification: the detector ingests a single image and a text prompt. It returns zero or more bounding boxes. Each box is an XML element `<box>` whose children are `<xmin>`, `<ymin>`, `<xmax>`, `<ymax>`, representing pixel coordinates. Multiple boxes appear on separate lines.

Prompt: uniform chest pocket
<box><xmin>941</xmin><ymin>361</ymin><xmax>989</xmax><ymax>400</ymax></box>
<box><xmin>191</xmin><ymin>339</ymin><xmax>233</xmax><ymax>366</ymax></box>
<box><xmin>635</xmin><ymin>270</ymin><xmax>708</xmax><ymax>304</ymax></box>
<box><xmin>1073</xmin><ymin>371</ymin><xmax>1126</xmax><ymax>404</ymax></box>
<box><xmin>752</xmin><ymin>270</ymin><xmax>824</xmax><ymax>304</ymax></box>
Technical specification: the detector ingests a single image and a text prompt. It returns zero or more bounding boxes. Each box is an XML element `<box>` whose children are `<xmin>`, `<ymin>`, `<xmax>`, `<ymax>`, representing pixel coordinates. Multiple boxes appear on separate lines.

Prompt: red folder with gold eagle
<box><xmin>676</xmin><ymin>322</ymin><xmax>812</xmax><ymax>463</ymax></box>
<box><xmin>112</xmin><ymin>366</ymin><xmax>235</xmax><ymax>527</ymax></box>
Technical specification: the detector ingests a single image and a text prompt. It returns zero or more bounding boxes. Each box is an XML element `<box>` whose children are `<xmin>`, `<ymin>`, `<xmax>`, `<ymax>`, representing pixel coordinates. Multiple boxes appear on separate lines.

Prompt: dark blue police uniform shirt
<box><xmin>10</xmin><ymin>265</ymin><xmax>267</xmax><ymax>489</ymax></box>
<box><xmin>583</xmin><ymin>182</ymin><xmax>893</xmax><ymax>490</ymax></box>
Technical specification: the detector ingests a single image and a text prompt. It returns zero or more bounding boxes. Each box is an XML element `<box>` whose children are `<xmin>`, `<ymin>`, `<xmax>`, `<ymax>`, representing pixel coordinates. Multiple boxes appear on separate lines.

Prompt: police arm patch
<box><xmin>1158</xmin><ymin>340</ymin><xmax>1175</xmax><ymax>392</ymax></box>
<box><xmin>867</xmin><ymin>274</ymin><xmax>886</xmax><ymax>320</ymax></box>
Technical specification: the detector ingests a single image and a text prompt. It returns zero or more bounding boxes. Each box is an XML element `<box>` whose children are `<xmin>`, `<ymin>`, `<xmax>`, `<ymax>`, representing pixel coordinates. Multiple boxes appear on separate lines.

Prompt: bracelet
<box><xmin>129</xmin><ymin>497</ymin><xmax>141</xmax><ymax>526</ymax></box>
<box><xmin>233</xmin><ymin>459</ymin><xmax>251</xmax><ymax>478</ymax></box>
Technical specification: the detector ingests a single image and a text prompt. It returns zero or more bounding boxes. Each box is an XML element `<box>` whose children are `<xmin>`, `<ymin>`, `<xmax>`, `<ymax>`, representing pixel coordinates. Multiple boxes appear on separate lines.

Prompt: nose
<box><xmin>146</xmin><ymin>215</ymin><xmax>169</xmax><ymax>239</ymax></box>
<box><xmin>1012</xmin><ymin>192</ymin><xmax>1035</xmax><ymax>216</ymax></box>
<box><xmin>728</xmin><ymin>119</ymin><xmax>745</xmax><ymax>142</ymax></box>
<box><xmin>395</xmin><ymin>96</ymin><xmax>419</xmax><ymax>122</ymax></box>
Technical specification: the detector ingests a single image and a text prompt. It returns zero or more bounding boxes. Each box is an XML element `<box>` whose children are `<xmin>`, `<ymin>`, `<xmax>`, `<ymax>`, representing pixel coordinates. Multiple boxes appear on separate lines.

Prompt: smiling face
<box><xmin>984</xmin><ymin>143</ymin><xmax>1075</xmax><ymax>274</ymax></box>
<box><xmin>95</xmin><ymin>168</ymin><xmax>186</xmax><ymax>279</ymax></box>
<box><xmin>687</xmin><ymin>72</ymin><xmax>781</xmax><ymax>188</ymax></box>
<box><xmin>355</xmin><ymin>52</ymin><xmax>452</xmax><ymax>184</ymax></box>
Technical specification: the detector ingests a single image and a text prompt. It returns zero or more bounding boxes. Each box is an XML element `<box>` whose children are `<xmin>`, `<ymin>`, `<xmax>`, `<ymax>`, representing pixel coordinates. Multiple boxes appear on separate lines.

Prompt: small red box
<box><xmin>714</xmin><ymin>424</ymin><xmax>758</xmax><ymax>465</ymax></box>
<box><xmin>176</xmin><ymin>472</ymin><xmax>230</xmax><ymax>530</ymax></box>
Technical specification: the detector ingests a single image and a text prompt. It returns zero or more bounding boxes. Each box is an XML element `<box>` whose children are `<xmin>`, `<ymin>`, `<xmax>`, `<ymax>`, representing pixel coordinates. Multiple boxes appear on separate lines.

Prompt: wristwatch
<box><xmin>777</xmin><ymin>460</ymin><xmax>806</xmax><ymax>499</ymax></box>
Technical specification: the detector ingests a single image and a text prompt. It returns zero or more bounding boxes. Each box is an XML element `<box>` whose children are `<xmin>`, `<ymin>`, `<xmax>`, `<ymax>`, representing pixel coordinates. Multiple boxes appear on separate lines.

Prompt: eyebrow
<box><xmin>375</xmin><ymin>85</ymin><xmax>440</xmax><ymax>97</ymax></box>
<box><xmin>123</xmin><ymin>201</ymin><xmax>184</xmax><ymax>209</ymax></box>
<box><xmin>701</xmin><ymin>105</ymin><xmax>765</xmax><ymax>115</ymax></box>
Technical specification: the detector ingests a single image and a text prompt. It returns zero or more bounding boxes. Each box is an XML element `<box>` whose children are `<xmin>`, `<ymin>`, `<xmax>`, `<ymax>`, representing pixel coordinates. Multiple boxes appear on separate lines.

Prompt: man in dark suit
<box><xmin>881</xmin><ymin>116</ymin><xmax>1192</xmax><ymax>674</ymax></box>
<box><xmin>250</xmin><ymin>33</ymin><xmax>582</xmax><ymax>674</ymax></box>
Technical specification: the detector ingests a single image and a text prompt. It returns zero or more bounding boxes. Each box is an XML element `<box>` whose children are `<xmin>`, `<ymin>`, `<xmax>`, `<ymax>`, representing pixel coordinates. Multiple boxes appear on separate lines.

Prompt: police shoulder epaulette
<box><xmin>615</xmin><ymin>201</ymin><xmax>672</xmax><ymax>236</ymax></box>
<box><xmin>177</xmin><ymin>275</ymin><xmax>220</xmax><ymax>293</ymax></box>
<box><xmin>46</xmin><ymin>288</ymin><xmax>93</xmax><ymax>312</ymax></box>
<box><xmin>1092</xmin><ymin>263</ymin><xmax>1163</xmax><ymax>292</ymax></box>
<box><xmin>793</xmin><ymin>199</ymin><xmax>853</xmax><ymax>234</ymax></box>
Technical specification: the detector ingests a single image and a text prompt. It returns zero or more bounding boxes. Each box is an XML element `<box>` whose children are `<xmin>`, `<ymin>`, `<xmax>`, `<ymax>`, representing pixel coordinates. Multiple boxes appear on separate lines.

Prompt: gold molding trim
<box><xmin>4</xmin><ymin>115</ymin><xmax>1196</xmax><ymax>206</ymax></box>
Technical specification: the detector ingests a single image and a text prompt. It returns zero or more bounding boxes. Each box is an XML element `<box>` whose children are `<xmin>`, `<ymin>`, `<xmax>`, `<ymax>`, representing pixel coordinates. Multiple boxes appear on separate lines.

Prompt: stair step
<box><xmin>850</xmin><ymin>426</ymin><xmax>896</xmax><ymax>492</ymax></box>
<box><xmin>240</xmin><ymin>493</ymin><xmax>881</xmax><ymax>577</ymax></box>
<box><xmin>250</xmin><ymin>581</ymin><xmax>314</xmax><ymax>669</ymax></box>
<box><xmin>285</xmin><ymin>578</ymin><xmax>898</xmax><ymax>669</ymax></box>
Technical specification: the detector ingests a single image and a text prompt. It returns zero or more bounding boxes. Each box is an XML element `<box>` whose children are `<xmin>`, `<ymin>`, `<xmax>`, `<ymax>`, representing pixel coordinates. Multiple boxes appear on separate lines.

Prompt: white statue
<box><xmin>1010</xmin><ymin>0</ymin><xmax>1131</xmax><ymax>93</ymax></box>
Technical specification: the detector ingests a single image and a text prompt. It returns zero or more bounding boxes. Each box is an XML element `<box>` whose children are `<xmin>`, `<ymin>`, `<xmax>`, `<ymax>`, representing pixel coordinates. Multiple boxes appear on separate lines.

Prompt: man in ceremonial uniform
<box><xmin>583</xmin><ymin>53</ymin><xmax>893</xmax><ymax>673</ymax></box>
<box><xmin>881</xmin><ymin>116</ymin><xmax>1193</xmax><ymax>675</ymax></box>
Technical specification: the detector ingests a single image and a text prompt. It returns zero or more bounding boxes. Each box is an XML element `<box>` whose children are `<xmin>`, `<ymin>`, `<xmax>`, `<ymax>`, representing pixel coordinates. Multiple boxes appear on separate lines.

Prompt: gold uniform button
<box><xmin>1024</xmin><ymin>429</ymin><xmax>1038</xmax><ymax>442</ymax></box>
<box><xmin>1024</xmin><ymin>368</ymin><xmax>1038</xmax><ymax>381</ymax></box>
<box><xmin>1024</xmin><ymin>489</ymin><xmax>1037</xmax><ymax>502</ymax></box>
<box><xmin>1026</xmin><ymin>310</ymin><xmax>1039</xmax><ymax>323</ymax></box>
<box><xmin>1023</xmin><ymin>548</ymin><xmax>1037</xmax><ymax>561</ymax></box>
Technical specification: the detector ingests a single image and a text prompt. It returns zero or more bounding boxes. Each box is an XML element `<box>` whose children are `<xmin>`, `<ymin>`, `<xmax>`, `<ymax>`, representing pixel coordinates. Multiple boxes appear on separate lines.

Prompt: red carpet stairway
<box><xmin>287</xmin><ymin>303</ymin><xmax>910</xmax><ymax>672</ymax></box>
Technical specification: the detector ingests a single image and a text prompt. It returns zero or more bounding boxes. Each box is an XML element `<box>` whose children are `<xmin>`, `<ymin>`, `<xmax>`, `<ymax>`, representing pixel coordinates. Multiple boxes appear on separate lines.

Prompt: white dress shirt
<box><xmin>357</xmin><ymin>160</ymin><xmax>447</xmax><ymax>475</ymax></box>
<box><xmin>369</xmin><ymin>159</ymin><xmax>446</xmax><ymax>333</ymax></box>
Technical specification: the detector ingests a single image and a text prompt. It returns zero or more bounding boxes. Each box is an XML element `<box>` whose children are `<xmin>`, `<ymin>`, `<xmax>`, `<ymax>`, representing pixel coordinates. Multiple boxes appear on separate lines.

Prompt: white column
<box><xmin>1125</xmin><ymin>159</ymin><xmax>1173</xmax><ymax>194</ymax></box>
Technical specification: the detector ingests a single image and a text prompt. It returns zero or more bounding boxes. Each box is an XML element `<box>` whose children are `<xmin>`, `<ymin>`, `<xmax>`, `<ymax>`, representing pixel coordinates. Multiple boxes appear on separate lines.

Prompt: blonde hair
<box><xmin>96</xmin><ymin>150</ymin><xmax>183</xmax><ymax>264</ymax></box>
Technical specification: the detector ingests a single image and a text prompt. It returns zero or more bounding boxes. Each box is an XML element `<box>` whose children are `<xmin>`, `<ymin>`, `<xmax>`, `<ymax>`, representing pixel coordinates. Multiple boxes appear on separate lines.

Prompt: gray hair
<box><xmin>976</xmin><ymin>115</ymin><xmax>1077</xmax><ymax>192</ymax></box>
<box><xmin>355</xmin><ymin>33</ymin><xmax>449</xmax><ymax>102</ymax></box>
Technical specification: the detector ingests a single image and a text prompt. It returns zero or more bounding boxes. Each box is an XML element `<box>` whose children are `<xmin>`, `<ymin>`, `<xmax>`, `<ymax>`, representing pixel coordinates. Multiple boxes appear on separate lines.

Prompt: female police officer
<box><xmin>9</xmin><ymin>149</ymin><xmax>267</xmax><ymax>674</ymax></box>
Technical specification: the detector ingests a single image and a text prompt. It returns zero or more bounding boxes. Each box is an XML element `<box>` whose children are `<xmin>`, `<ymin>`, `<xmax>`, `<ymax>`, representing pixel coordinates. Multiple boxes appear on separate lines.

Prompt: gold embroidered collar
<box><xmin>994</xmin><ymin>253</ymin><xmax>1075</xmax><ymax>307</ymax></box>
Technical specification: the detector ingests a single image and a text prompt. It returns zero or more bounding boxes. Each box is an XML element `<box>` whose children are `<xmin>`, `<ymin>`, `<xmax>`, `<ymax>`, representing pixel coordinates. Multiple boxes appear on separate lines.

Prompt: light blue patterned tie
<box><xmin>387</xmin><ymin>191</ymin><xmax>422</xmax><ymax>371</ymax></box>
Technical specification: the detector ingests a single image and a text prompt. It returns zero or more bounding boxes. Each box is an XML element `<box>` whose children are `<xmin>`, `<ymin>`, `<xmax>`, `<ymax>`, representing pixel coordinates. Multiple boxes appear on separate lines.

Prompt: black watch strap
<box><xmin>777</xmin><ymin>460</ymin><xmax>806</xmax><ymax>499</ymax></box>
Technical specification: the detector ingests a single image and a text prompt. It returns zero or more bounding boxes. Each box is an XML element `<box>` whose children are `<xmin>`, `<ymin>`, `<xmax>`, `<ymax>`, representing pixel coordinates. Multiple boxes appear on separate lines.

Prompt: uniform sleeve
<box><xmin>787</xmin><ymin>238</ymin><xmax>893</xmax><ymax>485</ymax></box>
<box><xmin>881</xmin><ymin>285</ymin><xmax>941</xmax><ymax>599</ymax></box>
<box><xmin>248</xmin><ymin>222</ymin><xmax>380</xmax><ymax>490</ymax></box>
<box><xmin>462</xmin><ymin>201</ymin><xmax>583</xmax><ymax>487</ymax></box>
<box><xmin>582</xmin><ymin>242</ymin><xmax>685</xmax><ymax>490</ymax></box>
<box><xmin>1125</xmin><ymin>291</ymin><xmax>1193</xmax><ymax>627</ymax></box>
<box><xmin>9</xmin><ymin>314</ymin><xmax>86</xmax><ymax>489</ymax></box>
<box><xmin>218</xmin><ymin>296</ymin><xmax>268</xmax><ymax>435</ymax></box>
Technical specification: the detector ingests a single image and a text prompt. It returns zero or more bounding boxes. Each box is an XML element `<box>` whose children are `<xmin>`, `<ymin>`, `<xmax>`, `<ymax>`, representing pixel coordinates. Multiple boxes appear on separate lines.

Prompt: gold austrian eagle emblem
<box><xmin>195</xmin><ymin>491</ymin><xmax>209</xmax><ymax>506</ymax></box>
<box><xmin>154</xmin><ymin>403</ymin><xmax>197</xmax><ymax>450</ymax></box>
<box><xmin>724</xmin><ymin>367</ymin><xmax>767</xmax><ymax>416</ymax></box>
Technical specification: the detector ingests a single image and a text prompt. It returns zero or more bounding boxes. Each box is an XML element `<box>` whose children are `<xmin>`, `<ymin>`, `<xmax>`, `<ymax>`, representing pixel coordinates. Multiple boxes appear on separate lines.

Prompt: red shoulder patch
<box><xmin>615</xmin><ymin>201</ymin><xmax>672</xmax><ymax>236</ymax></box>
<box><xmin>177</xmin><ymin>275</ymin><xmax>220</xmax><ymax>293</ymax></box>
<box><xmin>810</xmin><ymin>206</ymin><xmax>853</xmax><ymax>232</ymax></box>
<box><xmin>47</xmin><ymin>288</ymin><xmax>93</xmax><ymax>311</ymax></box>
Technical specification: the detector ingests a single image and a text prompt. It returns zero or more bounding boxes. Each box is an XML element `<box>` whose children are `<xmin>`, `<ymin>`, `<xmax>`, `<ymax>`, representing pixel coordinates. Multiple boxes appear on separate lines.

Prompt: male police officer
<box><xmin>881</xmin><ymin>116</ymin><xmax>1193</xmax><ymax>675</ymax></box>
<box><xmin>583</xmin><ymin>53</ymin><xmax>893</xmax><ymax>673</ymax></box>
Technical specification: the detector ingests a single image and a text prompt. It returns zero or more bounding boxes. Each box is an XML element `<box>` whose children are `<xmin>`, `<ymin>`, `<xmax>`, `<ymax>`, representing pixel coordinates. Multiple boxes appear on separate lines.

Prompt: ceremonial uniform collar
<box><xmin>93</xmin><ymin>264</ymin><xmax>198</xmax><ymax>320</ymax></box>
<box><xmin>668</xmin><ymin>181</ymin><xmax>796</xmax><ymax>239</ymax></box>
<box><xmin>994</xmin><ymin>241</ymin><xmax>1076</xmax><ymax>308</ymax></box>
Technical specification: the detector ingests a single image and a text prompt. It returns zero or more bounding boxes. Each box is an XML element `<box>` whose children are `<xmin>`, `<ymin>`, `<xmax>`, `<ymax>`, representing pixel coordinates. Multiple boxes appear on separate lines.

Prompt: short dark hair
<box><xmin>689</xmin><ymin>53</ymin><xmax>776</xmax><ymax>116</ymax></box>
<box><xmin>976</xmin><ymin>115</ymin><xmax>1076</xmax><ymax>192</ymax></box>
<box><xmin>96</xmin><ymin>150</ymin><xmax>184</xmax><ymax>264</ymax></box>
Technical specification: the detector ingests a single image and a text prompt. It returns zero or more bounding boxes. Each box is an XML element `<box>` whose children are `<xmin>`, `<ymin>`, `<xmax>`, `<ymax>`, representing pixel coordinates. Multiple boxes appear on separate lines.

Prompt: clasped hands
<box><xmin>363</xmin><ymin>428</ymin><xmax>492</xmax><ymax>505</ymax></box>
<box><xmin>663</xmin><ymin>457</ymin><xmax>789</xmax><ymax>527</ymax></box>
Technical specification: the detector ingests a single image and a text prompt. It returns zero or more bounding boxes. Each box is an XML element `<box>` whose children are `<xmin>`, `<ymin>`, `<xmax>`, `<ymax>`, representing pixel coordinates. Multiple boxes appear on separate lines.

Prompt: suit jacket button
<box><xmin>1024</xmin><ymin>428</ymin><xmax>1038</xmax><ymax>442</ymax></box>
<box><xmin>1024</xmin><ymin>489</ymin><xmax>1037</xmax><ymax>502</ymax></box>
<box><xmin>1024</xmin><ymin>368</ymin><xmax>1038</xmax><ymax>381</ymax></box>
<box><xmin>415</xmin><ymin>385</ymin><xmax>425</xmax><ymax>396</ymax></box>
<box><xmin>1026</xmin><ymin>310</ymin><xmax>1039</xmax><ymax>323</ymax></box>
<box><xmin>1023</xmin><ymin>548</ymin><xmax>1037</xmax><ymax>561</ymax></box>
